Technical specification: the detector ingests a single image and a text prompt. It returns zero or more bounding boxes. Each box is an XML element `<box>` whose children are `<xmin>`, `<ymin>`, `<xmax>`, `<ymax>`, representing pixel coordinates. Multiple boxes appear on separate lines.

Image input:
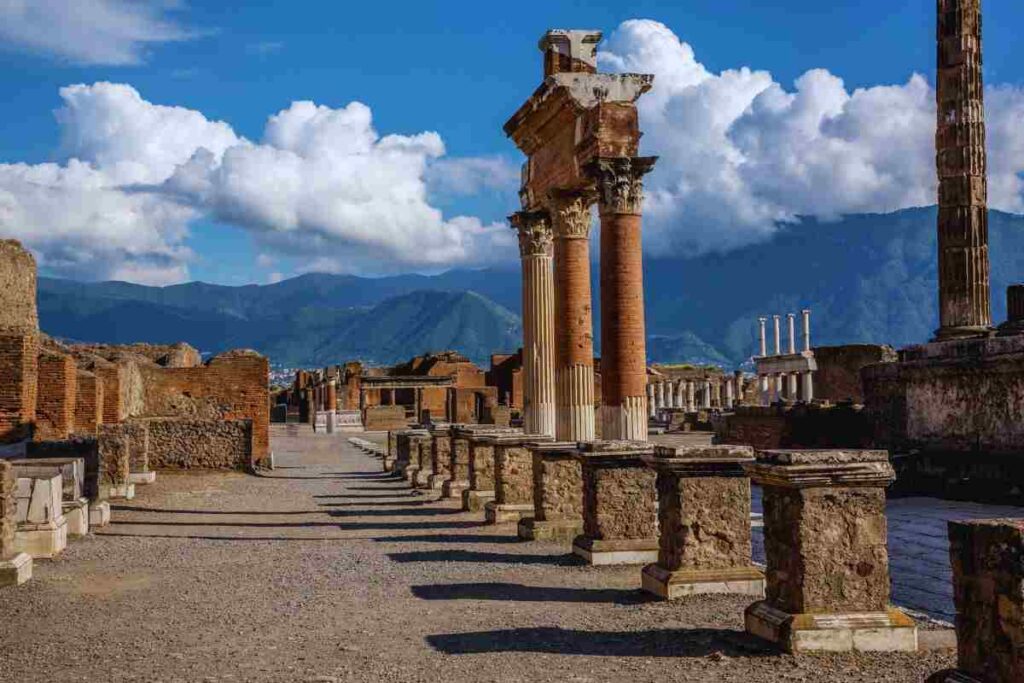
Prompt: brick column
<box><xmin>550</xmin><ymin>191</ymin><xmax>596</xmax><ymax>442</ymax></box>
<box><xmin>928</xmin><ymin>519</ymin><xmax>1024</xmax><ymax>683</ymax></box>
<box><xmin>511</xmin><ymin>211</ymin><xmax>556</xmax><ymax>438</ymax></box>
<box><xmin>571</xmin><ymin>441</ymin><xmax>658</xmax><ymax>565</ymax></box>
<box><xmin>587</xmin><ymin>157</ymin><xmax>657</xmax><ymax>441</ymax></box>
<box><xmin>641</xmin><ymin>445</ymin><xmax>764</xmax><ymax>599</ymax></box>
<box><xmin>744</xmin><ymin>449</ymin><xmax>917</xmax><ymax>653</ymax></box>
<box><xmin>935</xmin><ymin>0</ymin><xmax>992</xmax><ymax>339</ymax></box>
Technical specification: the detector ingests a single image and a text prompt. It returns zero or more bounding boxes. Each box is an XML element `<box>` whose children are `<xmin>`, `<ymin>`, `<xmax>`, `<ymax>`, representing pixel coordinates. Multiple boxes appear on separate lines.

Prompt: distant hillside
<box><xmin>37</xmin><ymin>206</ymin><xmax>1024</xmax><ymax>368</ymax></box>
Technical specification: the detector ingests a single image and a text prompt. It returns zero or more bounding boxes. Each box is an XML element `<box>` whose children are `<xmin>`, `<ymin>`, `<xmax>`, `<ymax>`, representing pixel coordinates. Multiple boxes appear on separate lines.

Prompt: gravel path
<box><xmin>0</xmin><ymin>424</ymin><xmax>955</xmax><ymax>682</ymax></box>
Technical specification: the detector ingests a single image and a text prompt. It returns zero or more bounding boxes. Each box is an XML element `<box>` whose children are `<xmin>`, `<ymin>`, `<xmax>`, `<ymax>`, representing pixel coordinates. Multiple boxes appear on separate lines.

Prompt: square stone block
<box><xmin>0</xmin><ymin>552</ymin><xmax>32</xmax><ymax>587</ymax></box>
<box><xmin>89</xmin><ymin>501</ymin><xmax>111</xmax><ymax>527</ymax></box>
<box><xmin>572</xmin><ymin>536</ymin><xmax>658</xmax><ymax>566</ymax></box>
<box><xmin>518</xmin><ymin>517</ymin><xmax>583</xmax><ymax>543</ymax></box>
<box><xmin>441</xmin><ymin>479</ymin><xmax>468</xmax><ymax>500</ymax></box>
<box><xmin>430</xmin><ymin>429</ymin><xmax>452</xmax><ymax>480</ymax></box>
<box><xmin>106</xmin><ymin>483</ymin><xmax>136</xmax><ymax>500</ymax></box>
<box><xmin>129</xmin><ymin>471</ymin><xmax>156</xmax><ymax>485</ymax></box>
<box><xmin>15</xmin><ymin>515</ymin><xmax>68</xmax><ymax>559</ymax></box>
<box><xmin>62</xmin><ymin>498</ymin><xmax>90</xmax><ymax>538</ymax></box>
<box><xmin>530</xmin><ymin>441</ymin><xmax>582</xmax><ymax>531</ymax></box>
<box><xmin>426</xmin><ymin>473</ymin><xmax>448</xmax><ymax>490</ymax></box>
<box><xmin>413</xmin><ymin>468</ymin><xmax>433</xmax><ymax>488</ymax></box>
<box><xmin>484</xmin><ymin>501</ymin><xmax>532</xmax><ymax>525</ymax></box>
<box><xmin>744</xmin><ymin>601</ymin><xmax>918</xmax><ymax>653</ymax></box>
<box><xmin>491</xmin><ymin>434</ymin><xmax>552</xmax><ymax>511</ymax></box>
<box><xmin>462</xmin><ymin>489</ymin><xmax>494</xmax><ymax>513</ymax></box>
<box><xmin>641</xmin><ymin>564</ymin><xmax>765</xmax><ymax>600</ymax></box>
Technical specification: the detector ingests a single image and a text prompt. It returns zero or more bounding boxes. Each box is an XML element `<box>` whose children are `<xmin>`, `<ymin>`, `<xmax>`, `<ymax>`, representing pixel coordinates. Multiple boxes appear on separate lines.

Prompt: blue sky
<box><xmin>1</xmin><ymin>1</ymin><xmax>1022</xmax><ymax>285</ymax></box>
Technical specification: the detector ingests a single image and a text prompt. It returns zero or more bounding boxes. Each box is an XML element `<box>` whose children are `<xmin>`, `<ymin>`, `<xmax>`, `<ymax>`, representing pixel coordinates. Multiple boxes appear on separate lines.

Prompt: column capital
<box><xmin>547</xmin><ymin>189</ymin><xmax>595</xmax><ymax>240</ymax></box>
<box><xmin>509</xmin><ymin>210</ymin><xmax>553</xmax><ymax>258</ymax></box>
<box><xmin>585</xmin><ymin>156</ymin><xmax>657</xmax><ymax>215</ymax></box>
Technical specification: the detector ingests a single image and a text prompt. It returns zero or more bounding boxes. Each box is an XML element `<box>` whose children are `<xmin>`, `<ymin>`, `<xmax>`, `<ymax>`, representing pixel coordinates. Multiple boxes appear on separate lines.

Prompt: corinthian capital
<box><xmin>585</xmin><ymin>156</ymin><xmax>658</xmax><ymax>215</ymax></box>
<box><xmin>509</xmin><ymin>210</ymin><xmax>553</xmax><ymax>258</ymax></box>
<box><xmin>548</xmin><ymin>189</ymin><xmax>595</xmax><ymax>240</ymax></box>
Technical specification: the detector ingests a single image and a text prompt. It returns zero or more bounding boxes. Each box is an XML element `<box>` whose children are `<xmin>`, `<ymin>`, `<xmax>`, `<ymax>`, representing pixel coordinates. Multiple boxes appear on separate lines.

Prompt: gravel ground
<box><xmin>0</xmin><ymin>424</ymin><xmax>955</xmax><ymax>682</ymax></box>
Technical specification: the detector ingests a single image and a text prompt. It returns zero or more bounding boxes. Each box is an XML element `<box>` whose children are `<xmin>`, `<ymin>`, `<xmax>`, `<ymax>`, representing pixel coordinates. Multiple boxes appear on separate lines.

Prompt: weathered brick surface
<box><xmin>0</xmin><ymin>460</ymin><xmax>15</xmax><ymax>559</ymax></box>
<box><xmin>73</xmin><ymin>370</ymin><xmax>103</xmax><ymax>436</ymax></box>
<box><xmin>139</xmin><ymin>350</ymin><xmax>269</xmax><ymax>465</ymax></box>
<box><xmin>579</xmin><ymin>455</ymin><xmax>657</xmax><ymax>541</ymax></box>
<box><xmin>945</xmin><ymin>519</ymin><xmax>1024</xmax><ymax>682</ymax></box>
<box><xmin>494</xmin><ymin>444</ymin><xmax>534</xmax><ymax>506</ymax></box>
<box><xmin>35</xmin><ymin>350</ymin><xmax>77</xmax><ymax>442</ymax></box>
<box><xmin>143</xmin><ymin>417</ymin><xmax>251</xmax><ymax>470</ymax></box>
<box><xmin>27</xmin><ymin>438</ymin><xmax>100</xmax><ymax>501</ymax></box>
<box><xmin>532</xmin><ymin>447</ymin><xmax>582</xmax><ymax>522</ymax></box>
<box><xmin>0</xmin><ymin>332</ymin><xmax>38</xmax><ymax>443</ymax></box>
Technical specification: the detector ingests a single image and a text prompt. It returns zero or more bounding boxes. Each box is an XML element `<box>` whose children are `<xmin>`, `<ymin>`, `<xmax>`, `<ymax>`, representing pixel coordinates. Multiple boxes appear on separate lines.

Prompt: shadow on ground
<box><xmin>388</xmin><ymin>550</ymin><xmax>581</xmax><ymax>566</ymax></box>
<box><xmin>426</xmin><ymin>626</ymin><xmax>778</xmax><ymax>657</ymax></box>
<box><xmin>412</xmin><ymin>582</ymin><xmax>649</xmax><ymax>605</ymax></box>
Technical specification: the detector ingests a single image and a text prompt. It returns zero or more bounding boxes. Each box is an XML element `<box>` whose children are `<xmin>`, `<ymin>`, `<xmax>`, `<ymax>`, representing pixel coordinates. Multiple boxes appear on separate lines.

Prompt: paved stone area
<box><xmin>0</xmin><ymin>425</ymin><xmax>958</xmax><ymax>682</ymax></box>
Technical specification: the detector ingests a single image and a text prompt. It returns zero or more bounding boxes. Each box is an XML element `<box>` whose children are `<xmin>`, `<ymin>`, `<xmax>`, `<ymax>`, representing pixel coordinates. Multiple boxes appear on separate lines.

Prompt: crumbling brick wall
<box><xmin>35</xmin><ymin>350</ymin><xmax>77</xmax><ymax>441</ymax></box>
<box><xmin>0</xmin><ymin>240</ymin><xmax>39</xmax><ymax>444</ymax></box>
<box><xmin>139</xmin><ymin>350</ymin><xmax>269</xmax><ymax>465</ymax></box>
<box><xmin>74</xmin><ymin>370</ymin><xmax>103</xmax><ymax>436</ymax></box>
<box><xmin>144</xmin><ymin>417</ymin><xmax>252</xmax><ymax>470</ymax></box>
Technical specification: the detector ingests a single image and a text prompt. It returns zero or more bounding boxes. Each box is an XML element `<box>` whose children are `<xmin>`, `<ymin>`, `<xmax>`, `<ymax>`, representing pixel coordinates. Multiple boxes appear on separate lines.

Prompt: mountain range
<box><xmin>36</xmin><ymin>206</ymin><xmax>1024</xmax><ymax>369</ymax></box>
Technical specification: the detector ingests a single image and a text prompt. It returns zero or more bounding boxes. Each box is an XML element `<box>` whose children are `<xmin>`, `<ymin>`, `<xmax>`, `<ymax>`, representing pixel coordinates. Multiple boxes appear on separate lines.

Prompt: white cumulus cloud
<box><xmin>0</xmin><ymin>82</ymin><xmax>514</xmax><ymax>284</ymax></box>
<box><xmin>601</xmin><ymin>19</ymin><xmax>1024</xmax><ymax>256</ymax></box>
<box><xmin>0</xmin><ymin>0</ymin><xmax>198</xmax><ymax>65</ymax></box>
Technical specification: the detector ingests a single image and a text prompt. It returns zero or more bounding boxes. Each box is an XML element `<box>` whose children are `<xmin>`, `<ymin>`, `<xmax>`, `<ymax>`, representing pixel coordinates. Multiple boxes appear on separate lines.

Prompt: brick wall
<box><xmin>74</xmin><ymin>370</ymin><xmax>103</xmax><ymax>436</ymax></box>
<box><xmin>0</xmin><ymin>332</ymin><xmax>38</xmax><ymax>444</ymax></box>
<box><xmin>139</xmin><ymin>350</ymin><xmax>269</xmax><ymax>465</ymax></box>
<box><xmin>364</xmin><ymin>406</ymin><xmax>408</xmax><ymax>431</ymax></box>
<box><xmin>143</xmin><ymin>417</ymin><xmax>252</xmax><ymax>470</ymax></box>
<box><xmin>35</xmin><ymin>350</ymin><xmax>77</xmax><ymax>441</ymax></box>
<box><xmin>92</xmin><ymin>362</ymin><xmax>124</xmax><ymax>425</ymax></box>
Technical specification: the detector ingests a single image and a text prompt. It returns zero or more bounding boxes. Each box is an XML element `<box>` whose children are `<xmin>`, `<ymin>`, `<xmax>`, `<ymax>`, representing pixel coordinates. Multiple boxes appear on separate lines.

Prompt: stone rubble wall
<box><xmin>581</xmin><ymin>463</ymin><xmax>656</xmax><ymax>541</ymax></box>
<box><xmin>0</xmin><ymin>460</ymin><xmax>15</xmax><ymax>559</ymax></box>
<box><xmin>143</xmin><ymin>417</ymin><xmax>252</xmax><ymax>470</ymax></box>
<box><xmin>97</xmin><ymin>424</ymin><xmax>131</xmax><ymax>493</ymax></box>
<box><xmin>813</xmin><ymin>344</ymin><xmax>897</xmax><ymax>404</ymax></box>
<box><xmin>533</xmin><ymin>452</ymin><xmax>581</xmax><ymax>522</ymax></box>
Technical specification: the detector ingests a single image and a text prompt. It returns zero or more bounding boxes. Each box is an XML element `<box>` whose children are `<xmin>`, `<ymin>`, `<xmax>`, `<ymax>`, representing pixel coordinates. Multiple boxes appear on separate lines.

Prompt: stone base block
<box><xmin>382</xmin><ymin>457</ymin><xmax>394</xmax><ymax>473</ymax></box>
<box><xmin>403</xmin><ymin>466</ymin><xmax>420</xmax><ymax>483</ymax></box>
<box><xmin>89</xmin><ymin>501</ymin><xmax>111</xmax><ymax>527</ymax></box>
<box><xmin>744</xmin><ymin>601</ymin><xmax>918</xmax><ymax>653</ymax></box>
<box><xmin>62</xmin><ymin>498</ymin><xmax>90</xmax><ymax>538</ymax></box>
<box><xmin>413</xmin><ymin>469</ymin><xmax>434</xmax><ymax>488</ymax></box>
<box><xmin>462</xmin><ymin>489</ymin><xmax>494</xmax><ymax>512</ymax></box>
<box><xmin>107</xmin><ymin>483</ymin><xmax>136</xmax><ymax>500</ymax></box>
<box><xmin>641</xmin><ymin>564</ymin><xmax>765</xmax><ymax>600</ymax></box>
<box><xmin>129</xmin><ymin>471</ymin><xmax>156</xmax><ymax>485</ymax></box>
<box><xmin>442</xmin><ymin>479</ymin><xmax>468</xmax><ymax>500</ymax></box>
<box><xmin>15</xmin><ymin>516</ymin><xmax>69</xmax><ymax>559</ymax></box>
<box><xmin>427</xmin><ymin>474</ymin><xmax>449</xmax><ymax>490</ymax></box>
<box><xmin>517</xmin><ymin>517</ymin><xmax>582</xmax><ymax>543</ymax></box>
<box><xmin>484</xmin><ymin>502</ymin><xmax>533</xmax><ymax>525</ymax></box>
<box><xmin>0</xmin><ymin>553</ymin><xmax>33</xmax><ymax>587</ymax></box>
<box><xmin>572</xmin><ymin>536</ymin><xmax>658</xmax><ymax>566</ymax></box>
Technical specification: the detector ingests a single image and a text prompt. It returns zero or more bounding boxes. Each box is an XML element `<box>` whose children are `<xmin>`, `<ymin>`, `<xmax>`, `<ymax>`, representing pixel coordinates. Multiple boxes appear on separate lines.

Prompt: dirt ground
<box><xmin>0</xmin><ymin>424</ymin><xmax>956</xmax><ymax>682</ymax></box>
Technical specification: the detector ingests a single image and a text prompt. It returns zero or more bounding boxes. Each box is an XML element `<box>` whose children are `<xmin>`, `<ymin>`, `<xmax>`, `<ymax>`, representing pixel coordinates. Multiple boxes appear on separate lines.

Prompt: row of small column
<box><xmin>756</xmin><ymin>311</ymin><xmax>815</xmax><ymax>404</ymax></box>
<box><xmin>513</xmin><ymin>158</ymin><xmax>656</xmax><ymax>443</ymax></box>
<box><xmin>646</xmin><ymin>375</ymin><xmax>743</xmax><ymax>416</ymax></box>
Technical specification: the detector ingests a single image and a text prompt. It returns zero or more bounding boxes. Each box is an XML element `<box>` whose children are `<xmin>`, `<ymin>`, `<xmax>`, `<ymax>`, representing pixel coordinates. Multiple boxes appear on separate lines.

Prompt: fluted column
<box><xmin>587</xmin><ymin>156</ymin><xmax>657</xmax><ymax>441</ymax></box>
<box><xmin>647</xmin><ymin>383</ymin><xmax>656</xmax><ymax>418</ymax></box>
<box><xmin>686</xmin><ymin>380</ymin><xmax>695</xmax><ymax>412</ymax></box>
<box><xmin>550</xmin><ymin>191</ymin><xmax>596</xmax><ymax>441</ymax></box>
<box><xmin>935</xmin><ymin>0</ymin><xmax>992</xmax><ymax>340</ymax></box>
<box><xmin>512</xmin><ymin>211</ymin><xmax>556</xmax><ymax>437</ymax></box>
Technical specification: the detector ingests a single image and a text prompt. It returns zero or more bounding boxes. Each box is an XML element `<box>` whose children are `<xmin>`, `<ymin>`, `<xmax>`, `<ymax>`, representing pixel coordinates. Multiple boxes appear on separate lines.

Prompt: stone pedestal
<box><xmin>571</xmin><ymin>441</ymin><xmax>658</xmax><ymax>565</ymax></box>
<box><xmin>13</xmin><ymin>472</ymin><xmax>70</xmax><ymax>558</ymax></box>
<box><xmin>0</xmin><ymin>552</ymin><xmax>32</xmax><ymax>587</ymax></box>
<box><xmin>428</xmin><ymin>427</ymin><xmax>453</xmax><ymax>490</ymax></box>
<box><xmin>640</xmin><ymin>444</ymin><xmax>764</xmax><ymax>599</ymax></box>
<box><xmin>98</xmin><ymin>424</ymin><xmax>133</xmax><ymax>500</ymax></box>
<box><xmin>518</xmin><ymin>441</ymin><xmax>582</xmax><ymax>542</ymax></box>
<box><xmin>925</xmin><ymin>519</ymin><xmax>1024</xmax><ymax>683</ymax></box>
<box><xmin>62</xmin><ymin>498</ymin><xmax>90</xmax><ymax>538</ymax></box>
<box><xmin>129</xmin><ymin>471</ymin><xmax>156</xmax><ymax>485</ymax></box>
<box><xmin>743</xmin><ymin>449</ymin><xmax>917</xmax><ymax>653</ymax></box>
<box><xmin>1</xmin><ymin>460</ymin><xmax>32</xmax><ymax>587</ymax></box>
<box><xmin>15</xmin><ymin>518</ymin><xmax>68</xmax><ymax>559</ymax></box>
<box><xmin>443</xmin><ymin>429</ymin><xmax>474</xmax><ymax>500</ymax></box>
<box><xmin>463</xmin><ymin>429</ymin><xmax>519</xmax><ymax>512</ymax></box>
<box><xmin>485</xmin><ymin>434</ymin><xmax>551</xmax><ymax>524</ymax></box>
<box><xmin>394</xmin><ymin>429</ymin><xmax>429</xmax><ymax>479</ymax></box>
<box><xmin>89</xmin><ymin>501</ymin><xmax>111</xmax><ymax>527</ymax></box>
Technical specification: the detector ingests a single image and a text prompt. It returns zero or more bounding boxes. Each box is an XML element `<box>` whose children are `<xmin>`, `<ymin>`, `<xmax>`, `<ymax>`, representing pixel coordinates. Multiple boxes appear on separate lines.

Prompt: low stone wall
<box><xmin>714</xmin><ymin>404</ymin><xmax>872</xmax><ymax>451</ymax></box>
<box><xmin>364</xmin><ymin>406</ymin><xmax>407</xmax><ymax>431</ymax></box>
<box><xmin>143</xmin><ymin>417</ymin><xmax>252</xmax><ymax>470</ymax></box>
<box><xmin>814</xmin><ymin>344</ymin><xmax>896</xmax><ymax>404</ymax></box>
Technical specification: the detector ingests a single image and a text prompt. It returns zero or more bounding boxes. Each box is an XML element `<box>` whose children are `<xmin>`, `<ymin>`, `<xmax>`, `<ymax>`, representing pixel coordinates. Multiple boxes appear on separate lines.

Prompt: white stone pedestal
<box><xmin>0</xmin><ymin>553</ymin><xmax>33</xmax><ymax>587</ymax></box>
<box><xmin>484</xmin><ymin>502</ymin><xmax>532</xmax><ymax>524</ymax></box>
<box><xmin>62</xmin><ymin>498</ymin><xmax>90</xmax><ymax>538</ymax></box>
<box><xmin>745</xmin><ymin>602</ymin><xmax>918</xmax><ymax>653</ymax></box>
<box><xmin>571</xmin><ymin>536</ymin><xmax>658</xmax><ymax>566</ymax></box>
<box><xmin>15</xmin><ymin>515</ymin><xmax>68</xmax><ymax>559</ymax></box>
<box><xmin>641</xmin><ymin>564</ymin><xmax>765</xmax><ymax>600</ymax></box>
<box><xmin>89</xmin><ymin>501</ymin><xmax>111</xmax><ymax>527</ymax></box>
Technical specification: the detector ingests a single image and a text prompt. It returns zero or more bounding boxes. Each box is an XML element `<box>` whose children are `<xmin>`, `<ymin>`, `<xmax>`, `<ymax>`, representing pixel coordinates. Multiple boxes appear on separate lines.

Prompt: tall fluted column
<box><xmin>550</xmin><ymin>192</ymin><xmax>596</xmax><ymax>441</ymax></box>
<box><xmin>935</xmin><ymin>0</ymin><xmax>992</xmax><ymax>339</ymax></box>
<box><xmin>587</xmin><ymin>157</ymin><xmax>657</xmax><ymax>441</ymax></box>
<box><xmin>512</xmin><ymin>211</ymin><xmax>556</xmax><ymax>437</ymax></box>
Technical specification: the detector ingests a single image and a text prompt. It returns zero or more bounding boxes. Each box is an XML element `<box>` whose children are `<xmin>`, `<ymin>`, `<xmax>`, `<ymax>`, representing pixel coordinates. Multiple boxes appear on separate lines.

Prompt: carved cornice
<box><xmin>509</xmin><ymin>210</ymin><xmax>553</xmax><ymax>258</ymax></box>
<box><xmin>585</xmin><ymin>156</ymin><xmax>658</xmax><ymax>215</ymax></box>
<box><xmin>548</xmin><ymin>190</ymin><xmax>595</xmax><ymax>240</ymax></box>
